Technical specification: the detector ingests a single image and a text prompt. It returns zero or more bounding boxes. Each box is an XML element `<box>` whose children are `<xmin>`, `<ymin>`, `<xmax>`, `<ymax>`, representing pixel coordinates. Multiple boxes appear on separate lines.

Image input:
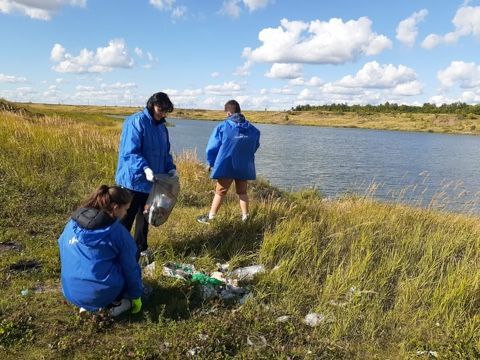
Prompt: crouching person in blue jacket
<box><xmin>197</xmin><ymin>100</ymin><xmax>260</xmax><ymax>224</ymax></box>
<box><xmin>58</xmin><ymin>185</ymin><xmax>143</xmax><ymax>317</ymax></box>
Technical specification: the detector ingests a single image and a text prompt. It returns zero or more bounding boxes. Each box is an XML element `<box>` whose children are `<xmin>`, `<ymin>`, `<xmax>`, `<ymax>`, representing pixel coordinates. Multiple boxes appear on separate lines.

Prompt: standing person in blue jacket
<box><xmin>115</xmin><ymin>92</ymin><xmax>177</xmax><ymax>258</ymax></box>
<box><xmin>197</xmin><ymin>99</ymin><xmax>260</xmax><ymax>224</ymax></box>
<box><xmin>58</xmin><ymin>185</ymin><xmax>143</xmax><ymax>316</ymax></box>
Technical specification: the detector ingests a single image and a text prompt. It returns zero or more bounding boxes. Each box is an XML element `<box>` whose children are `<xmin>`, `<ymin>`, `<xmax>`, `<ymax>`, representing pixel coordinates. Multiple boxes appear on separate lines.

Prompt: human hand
<box><xmin>168</xmin><ymin>169</ymin><xmax>178</xmax><ymax>177</ymax></box>
<box><xmin>144</xmin><ymin>167</ymin><xmax>154</xmax><ymax>182</ymax></box>
<box><xmin>131</xmin><ymin>297</ymin><xmax>142</xmax><ymax>314</ymax></box>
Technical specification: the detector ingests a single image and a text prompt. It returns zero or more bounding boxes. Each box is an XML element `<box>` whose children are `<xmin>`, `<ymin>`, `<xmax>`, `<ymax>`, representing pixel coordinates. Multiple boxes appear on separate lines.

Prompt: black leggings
<box><xmin>121</xmin><ymin>190</ymin><xmax>149</xmax><ymax>258</ymax></box>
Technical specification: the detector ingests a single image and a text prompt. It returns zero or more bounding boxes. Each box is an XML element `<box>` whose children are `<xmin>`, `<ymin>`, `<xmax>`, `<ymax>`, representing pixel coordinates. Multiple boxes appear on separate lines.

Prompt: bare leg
<box><xmin>209</xmin><ymin>193</ymin><xmax>224</xmax><ymax>218</ymax></box>
<box><xmin>239</xmin><ymin>193</ymin><xmax>249</xmax><ymax>218</ymax></box>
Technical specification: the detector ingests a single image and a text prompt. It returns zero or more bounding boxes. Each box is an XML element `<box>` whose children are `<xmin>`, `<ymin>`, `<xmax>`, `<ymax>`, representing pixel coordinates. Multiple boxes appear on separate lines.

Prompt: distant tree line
<box><xmin>291</xmin><ymin>102</ymin><xmax>480</xmax><ymax>115</ymax></box>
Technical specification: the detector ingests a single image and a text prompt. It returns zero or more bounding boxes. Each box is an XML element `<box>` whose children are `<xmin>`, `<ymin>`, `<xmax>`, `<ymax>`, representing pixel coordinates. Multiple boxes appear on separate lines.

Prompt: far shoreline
<box><xmin>12</xmin><ymin>101</ymin><xmax>480</xmax><ymax>136</ymax></box>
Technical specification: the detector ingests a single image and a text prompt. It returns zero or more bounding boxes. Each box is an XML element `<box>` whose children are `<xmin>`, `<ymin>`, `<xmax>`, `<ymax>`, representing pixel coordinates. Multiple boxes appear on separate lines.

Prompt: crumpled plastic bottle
<box><xmin>230</xmin><ymin>265</ymin><xmax>265</xmax><ymax>281</ymax></box>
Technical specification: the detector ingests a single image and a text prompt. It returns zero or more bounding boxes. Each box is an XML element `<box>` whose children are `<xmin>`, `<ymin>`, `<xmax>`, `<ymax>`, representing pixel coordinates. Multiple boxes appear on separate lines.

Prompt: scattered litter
<box><xmin>31</xmin><ymin>284</ymin><xmax>61</xmax><ymax>293</ymax></box>
<box><xmin>163</xmin><ymin>262</ymin><xmax>196</xmax><ymax>280</ymax></box>
<box><xmin>247</xmin><ymin>335</ymin><xmax>267</xmax><ymax>349</ymax></box>
<box><xmin>160</xmin><ymin>262</ymin><xmax>265</xmax><ymax>305</ymax></box>
<box><xmin>239</xmin><ymin>292</ymin><xmax>253</xmax><ymax>305</ymax></box>
<box><xmin>230</xmin><ymin>265</ymin><xmax>265</xmax><ymax>281</ymax></box>
<box><xmin>21</xmin><ymin>289</ymin><xmax>29</xmax><ymax>296</ymax></box>
<box><xmin>276</xmin><ymin>315</ymin><xmax>290</xmax><ymax>323</ymax></box>
<box><xmin>216</xmin><ymin>262</ymin><xmax>229</xmax><ymax>272</ymax></box>
<box><xmin>143</xmin><ymin>261</ymin><xmax>157</xmax><ymax>278</ymax></box>
<box><xmin>139</xmin><ymin>250</ymin><xmax>154</xmax><ymax>267</ymax></box>
<box><xmin>0</xmin><ymin>241</ymin><xmax>22</xmax><ymax>252</ymax></box>
<box><xmin>9</xmin><ymin>259</ymin><xmax>42</xmax><ymax>272</ymax></box>
<box><xmin>346</xmin><ymin>286</ymin><xmax>377</xmax><ymax>299</ymax></box>
<box><xmin>198</xmin><ymin>333</ymin><xmax>209</xmax><ymax>341</ymax></box>
<box><xmin>187</xmin><ymin>347</ymin><xmax>201</xmax><ymax>357</ymax></box>
<box><xmin>416</xmin><ymin>350</ymin><xmax>438</xmax><ymax>358</ymax></box>
<box><xmin>304</xmin><ymin>313</ymin><xmax>325</xmax><ymax>327</ymax></box>
<box><xmin>328</xmin><ymin>286</ymin><xmax>377</xmax><ymax>307</ymax></box>
<box><xmin>199</xmin><ymin>285</ymin><xmax>217</xmax><ymax>300</ymax></box>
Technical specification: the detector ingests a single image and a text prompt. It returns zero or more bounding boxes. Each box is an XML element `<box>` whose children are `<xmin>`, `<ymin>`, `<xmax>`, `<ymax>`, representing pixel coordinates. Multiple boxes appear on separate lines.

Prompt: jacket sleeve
<box><xmin>255</xmin><ymin>130</ymin><xmax>260</xmax><ymax>152</ymax></box>
<box><xmin>164</xmin><ymin>126</ymin><xmax>176</xmax><ymax>172</ymax></box>
<box><xmin>120</xmin><ymin>118</ymin><xmax>149</xmax><ymax>172</ymax></box>
<box><xmin>206</xmin><ymin>124</ymin><xmax>223</xmax><ymax>167</ymax></box>
<box><xmin>116</xmin><ymin>227</ymin><xmax>142</xmax><ymax>299</ymax></box>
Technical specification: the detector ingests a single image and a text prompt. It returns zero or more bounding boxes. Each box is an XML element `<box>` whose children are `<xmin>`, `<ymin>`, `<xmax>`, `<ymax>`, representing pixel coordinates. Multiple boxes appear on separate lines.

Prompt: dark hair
<box><xmin>146</xmin><ymin>92</ymin><xmax>174</xmax><ymax>114</ymax></box>
<box><xmin>81</xmin><ymin>185</ymin><xmax>132</xmax><ymax>213</ymax></box>
<box><xmin>224</xmin><ymin>99</ymin><xmax>241</xmax><ymax>114</ymax></box>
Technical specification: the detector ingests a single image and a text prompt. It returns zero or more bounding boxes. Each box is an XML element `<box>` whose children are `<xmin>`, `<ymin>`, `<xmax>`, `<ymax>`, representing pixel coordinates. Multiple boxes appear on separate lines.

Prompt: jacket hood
<box><xmin>227</xmin><ymin>113</ymin><xmax>250</xmax><ymax>128</ymax></box>
<box><xmin>143</xmin><ymin>108</ymin><xmax>166</xmax><ymax>125</ymax></box>
<box><xmin>70</xmin><ymin>208</ymin><xmax>117</xmax><ymax>245</ymax></box>
<box><xmin>72</xmin><ymin>208</ymin><xmax>115</xmax><ymax>229</ymax></box>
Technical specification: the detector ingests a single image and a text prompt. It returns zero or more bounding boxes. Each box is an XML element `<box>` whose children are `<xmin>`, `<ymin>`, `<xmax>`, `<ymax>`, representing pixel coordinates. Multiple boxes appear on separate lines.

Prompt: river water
<box><xmin>166</xmin><ymin>118</ymin><xmax>480</xmax><ymax>213</ymax></box>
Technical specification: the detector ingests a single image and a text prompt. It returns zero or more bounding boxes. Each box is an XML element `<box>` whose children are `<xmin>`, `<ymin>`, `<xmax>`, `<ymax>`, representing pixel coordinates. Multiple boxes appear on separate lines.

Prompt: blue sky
<box><xmin>1</xmin><ymin>0</ymin><xmax>480</xmax><ymax>110</ymax></box>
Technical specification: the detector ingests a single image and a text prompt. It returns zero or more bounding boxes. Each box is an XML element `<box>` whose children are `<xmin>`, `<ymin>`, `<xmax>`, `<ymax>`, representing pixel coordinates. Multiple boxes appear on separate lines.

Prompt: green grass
<box><xmin>0</xmin><ymin>106</ymin><xmax>479</xmax><ymax>359</ymax></box>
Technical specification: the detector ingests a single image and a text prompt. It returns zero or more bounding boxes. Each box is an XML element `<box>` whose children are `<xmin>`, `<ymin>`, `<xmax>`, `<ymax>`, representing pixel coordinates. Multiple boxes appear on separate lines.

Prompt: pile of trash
<box><xmin>144</xmin><ymin>261</ymin><xmax>265</xmax><ymax>303</ymax></box>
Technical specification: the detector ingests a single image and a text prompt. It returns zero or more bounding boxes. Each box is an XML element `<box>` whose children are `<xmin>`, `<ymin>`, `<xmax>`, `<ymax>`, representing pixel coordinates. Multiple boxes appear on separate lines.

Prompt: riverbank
<box><xmin>12</xmin><ymin>100</ymin><xmax>480</xmax><ymax>135</ymax></box>
<box><xmin>1</xmin><ymin>103</ymin><xmax>479</xmax><ymax>358</ymax></box>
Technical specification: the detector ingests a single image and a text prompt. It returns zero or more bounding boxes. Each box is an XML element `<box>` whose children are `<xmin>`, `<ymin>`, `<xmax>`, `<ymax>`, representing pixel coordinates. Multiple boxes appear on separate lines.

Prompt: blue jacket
<box><xmin>58</xmin><ymin>208</ymin><xmax>142</xmax><ymax>311</ymax></box>
<box><xmin>206</xmin><ymin>113</ymin><xmax>260</xmax><ymax>180</ymax></box>
<box><xmin>115</xmin><ymin>108</ymin><xmax>176</xmax><ymax>193</ymax></box>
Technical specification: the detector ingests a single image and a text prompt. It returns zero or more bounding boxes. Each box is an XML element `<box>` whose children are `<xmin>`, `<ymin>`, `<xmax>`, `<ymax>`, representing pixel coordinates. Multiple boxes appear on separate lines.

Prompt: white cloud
<box><xmin>234</xmin><ymin>60</ymin><xmax>252</xmax><ymax>76</ymax></box>
<box><xmin>211</xmin><ymin>72</ymin><xmax>220</xmax><ymax>78</ymax></box>
<box><xmin>0</xmin><ymin>0</ymin><xmax>86</xmax><ymax>20</ymax></box>
<box><xmin>150</xmin><ymin>0</ymin><xmax>187</xmax><ymax>21</ymax></box>
<box><xmin>396</xmin><ymin>9</ymin><xmax>428</xmax><ymax>47</ymax></box>
<box><xmin>149</xmin><ymin>0</ymin><xmax>175</xmax><ymax>10</ymax></box>
<box><xmin>50</xmin><ymin>43</ymin><xmax>66</xmax><ymax>61</ymax></box>
<box><xmin>204</xmin><ymin>81</ymin><xmax>244</xmax><ymax>94</ymax></box>
<box><xmin>134</xmin><ymin>47</ymin><xmax>143</xmax><ymax>57</ymax></box>
<box><xmin>220</xmin><ymin>0</ymin><xmax>241</xmax><ymax>18</ymax></box>
<box><xmin>422</xmin><ymin>5</ymin><xmax>480</xmax><ymax>49</ymax></box>
<box><xmin>335</xmin><ymin>61</ymin><xmax>418</xmax><ymax>89</ymax></box>
<box><xmin>171</xmin><ymin>5</ymin><xmax>187</xmax><ymax>20</ymax></box>
<box><xmin>289</xmin><ymin>76</ymin><xmax>323</xmax><ymax>87</ymax></box>
<box><xmin>243</xmin><ymin>17</ymin><xmax>391</xmax><ymax>64</ymax></box>
<box><xmin>265</xmin><ymin>63</ymin><xmax>302</xmax><ymax>79</ymax></box>
<box><xmin>0</xmin><ymin>73</ymin><xmax>27</xmax><ymax>83</ymax></box>
<box><xmin>51</xmin><ymin>39</ymin><xmax>135</xmax><ymax>73</ymax></box>
<box><xmin>243</xmin><ymin>0</ymin><xmax>273</xmax><ymax>11</ymax></box>
<box><xmin>437</xmin><ymin>61</ymin><xmax>480</xmax><ymax>88</ymax></box>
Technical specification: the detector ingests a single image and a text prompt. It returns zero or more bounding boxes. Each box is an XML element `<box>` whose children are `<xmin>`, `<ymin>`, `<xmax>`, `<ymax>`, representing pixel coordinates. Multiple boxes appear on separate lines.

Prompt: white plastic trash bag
<box><xmin>144</xmin><ymin>174</ymin><xmax>180</xmax><ymax>226</ymax></box>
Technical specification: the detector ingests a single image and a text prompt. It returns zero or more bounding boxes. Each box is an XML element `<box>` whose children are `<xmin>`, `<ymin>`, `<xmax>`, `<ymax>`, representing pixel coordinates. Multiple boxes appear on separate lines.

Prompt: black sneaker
<box><xmin>196</xmin><ymin>214</ymin><xmax>211</xmax><ymax>225</ymax></box>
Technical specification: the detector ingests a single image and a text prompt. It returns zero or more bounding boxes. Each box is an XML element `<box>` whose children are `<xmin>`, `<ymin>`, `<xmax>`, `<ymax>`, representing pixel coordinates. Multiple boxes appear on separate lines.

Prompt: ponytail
<box><xmin>81</xmin><ymin>185</ymin><xmax>132</xmax><ymax>213</ymax></box>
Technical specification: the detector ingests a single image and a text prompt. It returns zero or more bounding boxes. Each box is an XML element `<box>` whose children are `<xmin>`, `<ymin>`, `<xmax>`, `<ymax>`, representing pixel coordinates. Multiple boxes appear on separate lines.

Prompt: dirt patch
<box><xmin>433</xmin><ymin>117</ymin><xmax>458</xmax><ymax>126</ymax></box>
<box><xmin>8</xmin><ymin>259</ymin><xmax>42</xmax><ymax>272</ymax></box>
<box><xmin>0</xmin><ymin>241</ymin><xmax>23</xmax><ymax>252</ymax></box>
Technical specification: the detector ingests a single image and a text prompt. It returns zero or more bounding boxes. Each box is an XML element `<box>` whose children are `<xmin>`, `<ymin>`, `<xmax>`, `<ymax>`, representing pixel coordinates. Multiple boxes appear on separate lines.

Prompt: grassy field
<box><xmin>13</xmin><ymin>100</ymin><xmax>480</xmax><ymax>135</ymax></box>
<box><xmin>0</xmin><ymin>104</ymin><xmax>479</xmax><ymax>359</ymax></box>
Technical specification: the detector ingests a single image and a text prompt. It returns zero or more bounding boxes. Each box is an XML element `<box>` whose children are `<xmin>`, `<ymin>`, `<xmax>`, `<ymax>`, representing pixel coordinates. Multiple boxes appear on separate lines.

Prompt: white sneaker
<box><xmin>109</xmin><ymin>298</ymin><xmax>131</xmax><ymax>317</ymax></box>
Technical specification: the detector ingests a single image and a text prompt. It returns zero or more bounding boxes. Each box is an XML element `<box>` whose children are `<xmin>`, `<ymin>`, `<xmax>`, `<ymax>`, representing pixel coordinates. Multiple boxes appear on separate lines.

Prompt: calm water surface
<box><xmin>167</xmin><ymin>118</ymin><xmax>480</xmax><ymax>213</ymax></box>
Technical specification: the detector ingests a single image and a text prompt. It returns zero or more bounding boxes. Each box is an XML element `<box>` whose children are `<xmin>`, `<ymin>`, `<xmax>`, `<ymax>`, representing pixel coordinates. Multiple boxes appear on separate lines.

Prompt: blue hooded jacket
<box><xmin>206</xmin><ymin>113</ymin><xmax>260</xmax><ymax>180</ymax></box>
<box><xmin>115</xmin><ymin>108</ymin><xmax>176</xmax><ymax>193</ymax></box>
<box><xmin>58</xmin><ymin>208</ymin><xmax>142</xmax><ymax>311</ymax></box>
